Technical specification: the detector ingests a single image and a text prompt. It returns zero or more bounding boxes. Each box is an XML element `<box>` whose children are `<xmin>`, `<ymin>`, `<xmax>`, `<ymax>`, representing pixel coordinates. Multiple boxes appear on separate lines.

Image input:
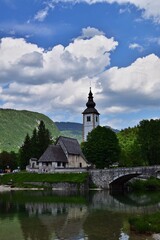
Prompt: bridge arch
<box><xmin>89</xmin><ymin>166</ymin><xmax>160</xmax><ymax>190</ymax></box>
<box><xmin>109</xmin><ymin>173</ymin><xmax>140</xmax><ymax>191</ymax></box>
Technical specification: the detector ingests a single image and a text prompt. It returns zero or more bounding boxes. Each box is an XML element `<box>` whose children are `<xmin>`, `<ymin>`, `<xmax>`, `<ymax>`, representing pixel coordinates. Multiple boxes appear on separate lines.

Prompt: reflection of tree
<box><xmin>83</xmin><ymin>210</ymin><xmax>124</xmax><ymax>240</ymax></box>
<box><xmin>20</xmin><ymin>215</ymin><xmax>51</xmax><ymax>240</ymax></box>
<box><xmin>54</xmin><ymin>206</ymin><xmax>87</xmax><ymax>240</ymax></box>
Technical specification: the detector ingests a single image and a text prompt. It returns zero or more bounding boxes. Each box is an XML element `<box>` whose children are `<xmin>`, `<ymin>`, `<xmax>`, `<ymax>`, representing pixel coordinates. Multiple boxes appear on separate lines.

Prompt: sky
<box><xmin>0</xmin><ymin>0</ymin><xmax>160</xmax><ymax>130</ymax></box>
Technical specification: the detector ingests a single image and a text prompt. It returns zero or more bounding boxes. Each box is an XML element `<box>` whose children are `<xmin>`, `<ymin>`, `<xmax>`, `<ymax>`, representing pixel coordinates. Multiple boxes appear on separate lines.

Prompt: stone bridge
<box><xmin>89</xmin><ymin>165</ymin><xmax>160</xmax><ymax>190</ymax></box>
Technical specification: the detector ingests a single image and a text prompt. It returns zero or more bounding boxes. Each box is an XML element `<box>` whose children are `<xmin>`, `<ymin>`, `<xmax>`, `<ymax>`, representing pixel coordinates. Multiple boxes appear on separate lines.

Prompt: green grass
<box><xmin>128</xmin><ymin>177</ymin><xmax>160</xmax><ymax>192</ymax></box>
<box><xmin>0</xmin><ymin>172</ymin><xmax>89</xmax><ymax>187</ymax></box>
<box><xmin>129</xmin><ymin>212</ymin><xmax>160</xmax><ymax>234</ymax></box>
<box><xmin>0</xmin><ymin>109</ymin><xmax>60</xmax><ymax>152</ymax></box>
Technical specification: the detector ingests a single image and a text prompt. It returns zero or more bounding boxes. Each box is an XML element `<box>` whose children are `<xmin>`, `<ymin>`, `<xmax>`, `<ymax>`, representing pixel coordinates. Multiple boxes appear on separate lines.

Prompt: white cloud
<box><xmin>0</xmin><ymin>22</ymin><xmax>54</xmax><ymax>37</ymax></box>
<box><xmin>0</xmin><ymin>30</ymin><xmax>118</xmax><ymax>84</ymax></box>
<box><xmin>47</xmin><ymin>0</ymin><xmax>160</xmax><ymax>23</ymax></box>
<box><xmin>0</xmin><ymin>27</ymin><xmax>160</xmax><ymax>129</ymax></box>
<box><xmin>34</xmin><ymin>7</ymin><xmax>49</xmax><ymax>22</ymax></box>
<box><xmin>129</xmin><ymin>43</ymin><xmax>144</xmax><ymax>52</ymax></box>
<box><xmin>99</xmin><ymin>54</ymin><xmax>160</xmax><ymax>114</ymax></box>
<box><xmin>147</xmin><ymin>37</ymin><xmax>160</xmax><ymax>45</ymax></box>
<box><xmin>78</xmin><ymin>27</ymin><xmax>105</xmax><ymax>39</ymax></box>
<box><xmin>0</xmin><ymin>28</ymin><xmax>117</xmax><ymax>119</ymax></box>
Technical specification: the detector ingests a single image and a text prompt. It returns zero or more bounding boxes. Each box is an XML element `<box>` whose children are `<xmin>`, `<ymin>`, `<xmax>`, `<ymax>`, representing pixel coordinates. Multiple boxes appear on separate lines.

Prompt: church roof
<box><xmin>56</xmin><ymin>136</ymin><xmax>84</xmax><ymax>156</ymax></box>
<box><xmin>38</xmin><ymin>145</ymin><xmax>68</xmax><ymax>163</ymax></box>
<box><xmin>82</xmin><ymin>88</ymin><xmax>100</xmax><ymax>115</ymax></box>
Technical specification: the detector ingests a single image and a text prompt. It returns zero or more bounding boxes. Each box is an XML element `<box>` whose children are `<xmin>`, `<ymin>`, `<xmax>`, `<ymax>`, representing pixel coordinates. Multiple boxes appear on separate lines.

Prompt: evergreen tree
<box><xmin>30</xmin><ymin>128</ymin><xmax>39</xmax><ymax>158</ymax></box>
<box><xmin>81</xmin><ymin>126</ymin><xmax>120</xmax><ymax>168</ymax></box>
<box><xmin>37</xmin><ymin>120</ymin><xmax>52</xmax><ymax>157</ymax></box>
<box><xmin>19</xmin><ymin>134</ymin><xmax>31</xmax><ymax>169</ymax></box>
<box><xmin>19</xmin><ymin>120</ymin><xmax>52</xmax><ymax>169</ymax></box>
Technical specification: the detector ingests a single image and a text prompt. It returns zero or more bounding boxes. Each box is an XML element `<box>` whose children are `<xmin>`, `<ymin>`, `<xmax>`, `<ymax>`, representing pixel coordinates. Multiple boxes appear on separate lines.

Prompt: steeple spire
<box><xmin>82</xmin><ymin>88</ymin><xmax>100</xmax><ymax>141</ymax></box>
<box><xmin>86</xmin><ymin>87</ymin><xmax>96</xmax><ymax>108</ymax></box>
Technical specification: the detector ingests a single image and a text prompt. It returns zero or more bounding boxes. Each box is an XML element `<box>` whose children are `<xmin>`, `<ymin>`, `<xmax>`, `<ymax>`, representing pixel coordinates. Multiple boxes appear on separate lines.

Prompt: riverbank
<box><xmin>0</xmin><ymin>172</ymin><xmax>89</xmax><ymax>191</ymax></box>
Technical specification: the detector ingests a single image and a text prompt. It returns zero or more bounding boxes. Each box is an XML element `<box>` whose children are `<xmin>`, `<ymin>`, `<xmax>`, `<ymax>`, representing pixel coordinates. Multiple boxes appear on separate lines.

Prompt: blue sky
<box><xmin>0</xmin><ymin>0</ymin><xmax>160</xmax><ymax>130</ymax></box>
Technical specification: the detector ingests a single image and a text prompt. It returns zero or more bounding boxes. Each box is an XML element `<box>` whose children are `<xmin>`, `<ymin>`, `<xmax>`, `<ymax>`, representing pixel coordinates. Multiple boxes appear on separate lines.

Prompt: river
<box><xmin>0</xmin><ymin>189</ymin><xmax>160</xmax><ymax>240</ymax></box>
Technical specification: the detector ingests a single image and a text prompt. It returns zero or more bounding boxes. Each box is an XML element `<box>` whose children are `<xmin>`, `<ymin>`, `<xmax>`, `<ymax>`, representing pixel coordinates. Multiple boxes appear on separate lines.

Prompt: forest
<box><xmin>1</xmin><ymin>118</ymin><xmax>160</xmax><ymax>170</ymax></box>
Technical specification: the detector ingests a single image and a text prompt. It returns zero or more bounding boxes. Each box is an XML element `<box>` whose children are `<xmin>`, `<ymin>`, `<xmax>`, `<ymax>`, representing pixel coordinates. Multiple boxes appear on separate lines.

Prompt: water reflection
<box><xmin>0</xmin><ymin>190</ymin><xmax>159</xmax><ymax>240</ymax></box>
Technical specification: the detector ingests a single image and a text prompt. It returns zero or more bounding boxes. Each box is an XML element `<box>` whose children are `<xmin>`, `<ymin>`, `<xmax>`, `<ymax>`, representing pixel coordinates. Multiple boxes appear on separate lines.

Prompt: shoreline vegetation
<box><xmin>0</xmin><ymin>172</ymin><xmax>89</xmax><ymax>190</ymax></box>
<box><xmin>128</xmin><ymin>177</ymin><xmax>160</xmax><ymax>236</ymax></box>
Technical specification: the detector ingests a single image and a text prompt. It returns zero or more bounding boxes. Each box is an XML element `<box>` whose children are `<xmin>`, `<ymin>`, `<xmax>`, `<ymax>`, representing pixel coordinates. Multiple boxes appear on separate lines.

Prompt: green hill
<box><xmin>55</xmin><ymin>122</ymin><xmax>82</xmax><ymax>143</ymax></box>
<box><xmin>0</xmin><ymin>109</ymin><xmax>60</xmax><ymax>152</ymax></box>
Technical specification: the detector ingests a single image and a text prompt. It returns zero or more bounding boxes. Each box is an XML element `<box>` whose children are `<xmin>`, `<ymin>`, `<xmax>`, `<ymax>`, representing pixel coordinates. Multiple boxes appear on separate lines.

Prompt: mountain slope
<box><xmin>55</xmin><ymin>122</ymin><xmax>82</xmax><ymax>143</ymax></box>
<box><xmin>0</xmin><ymin>109</ymin><xmax>60</xmax><ymax>152</ymax></box>
<box><xmin>55</xmin><ymin>122</ymin><xmax>119</xmax><ymax>143</ymax></box>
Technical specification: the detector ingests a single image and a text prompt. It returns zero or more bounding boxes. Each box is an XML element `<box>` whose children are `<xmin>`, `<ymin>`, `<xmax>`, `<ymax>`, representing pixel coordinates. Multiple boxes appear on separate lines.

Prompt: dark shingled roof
<box><xmin>82</xmin><ymin>107</ymin><xmax>99</xmax><ymax>114</ymax></box>
<box><xmin>38</xmin><ymin>145</ymin><xmax>68</xmax><ymax>163</ymax></box>
<box><xmin>57</xmin><ymin>136</ymin><xmax>83</xmax><ymax>155</ymax></box>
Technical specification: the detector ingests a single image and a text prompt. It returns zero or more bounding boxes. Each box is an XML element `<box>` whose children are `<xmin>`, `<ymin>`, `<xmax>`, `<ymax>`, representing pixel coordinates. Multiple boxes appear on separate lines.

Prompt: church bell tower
<box><xmin>82</xmin><ymin>88</ymin><xmax>100</xmax><ymax>141</ymax></box>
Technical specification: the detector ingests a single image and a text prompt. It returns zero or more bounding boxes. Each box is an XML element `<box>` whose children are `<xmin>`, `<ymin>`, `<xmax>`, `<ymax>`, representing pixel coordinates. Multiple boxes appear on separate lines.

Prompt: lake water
<box><xmin>0</xmin><ymin>189</ymin><xmax>160</xmax><ymax>240</ymax></box>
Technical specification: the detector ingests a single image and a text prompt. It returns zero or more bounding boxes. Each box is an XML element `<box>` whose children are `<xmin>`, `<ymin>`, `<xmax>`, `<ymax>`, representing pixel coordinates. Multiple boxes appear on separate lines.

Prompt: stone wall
<box><xmin>24</xmin><ymin>181</ymin><xmax>89</xmax><ymax>191</ymax></box>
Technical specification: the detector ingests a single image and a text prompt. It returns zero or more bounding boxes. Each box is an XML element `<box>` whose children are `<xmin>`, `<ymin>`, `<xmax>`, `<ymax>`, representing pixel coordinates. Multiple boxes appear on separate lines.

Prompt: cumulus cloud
<box><xmin>0</xmin><ymin>28</ymin><xmax>118</xmax><ymax>120</ymax></box>
<box><xmin>0</xmin><ymin>26</ymin><xmax>160</xmax><ymax>129</ymax></box>
<box><xmin>47</xmin><ymin>0</ymin><xmax>160</xmax><ymax>23</ymax></box>
<box><xmin>78</xmin><ymin>27</ymin><xmax>105</xmax><ymax>39</ymax></box>
<box><xmin>99</xmin><ymin>54</ymin><xmax>160</xmax><ymax>114</ymax></box>
<box><xmin>0</xmin><ymin>30</ymin><xmax>118</xmax><ymax>84</ymax></box>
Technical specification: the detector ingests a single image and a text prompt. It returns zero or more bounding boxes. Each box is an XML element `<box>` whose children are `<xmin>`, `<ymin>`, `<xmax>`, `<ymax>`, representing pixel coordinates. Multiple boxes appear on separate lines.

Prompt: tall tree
<box><xmin>19</xmin><ymin>134</ymin><xmax>31</xmax><ymax>169</ymax></box>
<box><xmin>118</xmin><ymin>127</ymin><xmax>144</xmax><ymax>167</ymax></box>
<box><xmin>37</xmin><ymin>120</ymin><xmax>52</xmax><ymax>157</ymax></box>
<box><xmin>30</xmin><ymin>128</ymin><xmax>39</xmax><ymax>158</ymax></box>
<box><xmin>81</xmin><ymin>126</ymin><xmax>120</xmax><ymax>168</ymax></box>
<box><xmin>137</xmin><ymin>119</ymin><xmax>160</xmax><ymax>165</ymax></box>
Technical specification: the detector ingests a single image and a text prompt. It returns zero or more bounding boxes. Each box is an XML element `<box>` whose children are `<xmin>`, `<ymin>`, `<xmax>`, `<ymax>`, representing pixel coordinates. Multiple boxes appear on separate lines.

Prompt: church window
<box><xmin>96</xmin><ymin>116</ymin><xmax>98</xmax><ymax>122</ymax></box>
<box><xmin>87</xmin><ymin>116</ymin><xmax>91</xmax><ymax>122</ymax></box>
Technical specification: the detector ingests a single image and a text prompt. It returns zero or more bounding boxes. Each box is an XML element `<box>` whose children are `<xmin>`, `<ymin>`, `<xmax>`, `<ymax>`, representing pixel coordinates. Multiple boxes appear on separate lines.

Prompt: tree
<box><xmin>0</xmin><ymin>151</ymin><xmax>18</xmax><ymax>171</ymax></box>
<box><xmin>19</xmin><ymin>134</ymin><xmax>31</xmax><ymax>169</ymax></box>
<box><xmin>117</xmin><ymin>127</ymin><xmax>144</xmax><ymax>167</ymax></box>
<box><xmin>19</xmin><ymin>121</ymin><xmax>52</xmax><ymax>169</ymax></box>
<box><xmin>30</xmin><ymin>128</ymin><xmax>39</xmax><ymax>158</ymax></box>
<box><xmin>137</xmin><ymin>119</ymin><xmax>160</xmax><ymax>165</ymax></box>
<box><xmin>81</xmin><ymin>126</ymin><xmax>120</xmax><ymax>168</ymax></box>
<box><xmin>37</xmin><ymin>120</ymin><xmax>52</xmax><ymax>157</ymax></box>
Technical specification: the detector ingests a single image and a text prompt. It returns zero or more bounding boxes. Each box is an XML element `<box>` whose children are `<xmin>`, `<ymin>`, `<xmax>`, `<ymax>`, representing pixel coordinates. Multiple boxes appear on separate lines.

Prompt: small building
<box><xmin>27</xmin><ymin>136</ymin><xmax>89</xmax><ymax>173</ymax></box>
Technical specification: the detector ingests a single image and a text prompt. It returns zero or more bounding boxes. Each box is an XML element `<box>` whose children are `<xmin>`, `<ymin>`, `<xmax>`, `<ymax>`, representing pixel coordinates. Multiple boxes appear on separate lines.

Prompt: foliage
<box><xmin>128</xmin><ymin>177</ymin><xmax>160</xmax><ymax>192</ymax></box>
<box><xmin>129</xmin><ymin>212</ymin><xmax>160</xmax><ymax>234</ymax></box>
<box><xmin>82</xmin><ymin>126</ymin><xmax>120</xmax><ymax>168</ymax></box>
<box><xmin>19</xmin><ymin>121</ymin><xmax>53</xmax><ymax>169</ymax></box>
<box><xmin>0</xmin><ymin>151</ymin><xmax>18</xmax><ymax>171</ymax></box>
<box><xmin>0</xmin><ymin>109</ymin><xmax>60</xmax><ymax>152</ymax></box>
<box><xmin>137</xmin><ymin>119</ymin><xmax>160</xmax><ymax>165</ymax></box>
<box><xmin>117</xmin><ymin>127</ymin><xmax>144</xmax><ymax>167</ymax></box>
<box><xmin>0</xmin><ymin>172</ymin><xmax>89</xmax><ymax>186</ymax></box>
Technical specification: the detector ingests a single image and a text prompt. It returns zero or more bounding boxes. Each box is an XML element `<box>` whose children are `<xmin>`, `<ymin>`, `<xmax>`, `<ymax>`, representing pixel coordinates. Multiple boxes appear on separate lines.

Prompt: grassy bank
<box><xmin>129</xmin><ymin>212</ymin><xmax>160</xmax><ymax>234</ymax></box>
<box><xmin>128</xmin><ymin>177</ymin><xmax>160</xmax><ymax>191</ymax></box>
<box><xmin>0</xmin><ymin>172</ymin><xmax>89</xmax><ymax>188</ymax></box>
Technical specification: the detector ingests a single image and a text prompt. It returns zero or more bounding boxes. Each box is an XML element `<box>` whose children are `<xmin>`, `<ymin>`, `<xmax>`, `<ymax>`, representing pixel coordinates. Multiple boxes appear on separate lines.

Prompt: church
<box><xmin>26</xmin><ymin>88</ymin><xmax>99</xmax><ymax>173</ymax></box>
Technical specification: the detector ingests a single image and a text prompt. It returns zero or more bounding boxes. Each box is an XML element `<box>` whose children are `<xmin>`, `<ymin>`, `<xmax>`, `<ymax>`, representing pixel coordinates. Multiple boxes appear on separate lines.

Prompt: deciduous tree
<box><xmin>82</xmin><ymin>126</ymin><xmax>120</xmax><ymax>168</ymax></box>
